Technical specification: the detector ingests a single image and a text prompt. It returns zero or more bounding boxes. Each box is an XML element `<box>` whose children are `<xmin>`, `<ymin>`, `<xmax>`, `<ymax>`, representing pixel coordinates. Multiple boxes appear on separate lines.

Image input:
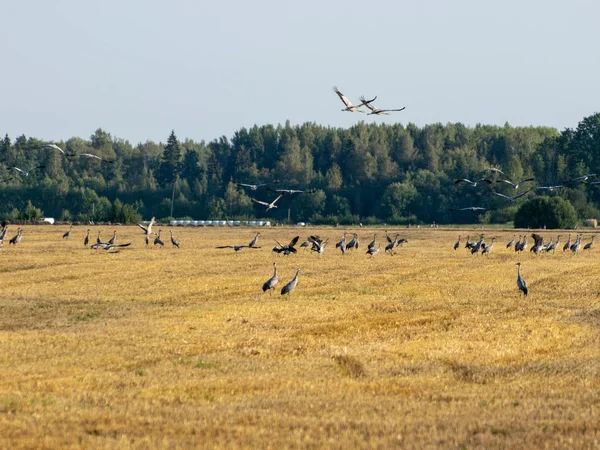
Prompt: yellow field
<box><xmin>1</xmin><ymin>225</ymin><xmax>598</xmax><ymax>449</ymax></box>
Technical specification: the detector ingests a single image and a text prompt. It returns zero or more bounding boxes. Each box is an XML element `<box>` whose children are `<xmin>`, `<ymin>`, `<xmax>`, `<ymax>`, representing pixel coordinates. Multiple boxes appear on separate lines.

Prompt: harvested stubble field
<box><xmin>0</xmin><ymin>225</ymin><xmax>599</xmax><ymax>449</ymax></box>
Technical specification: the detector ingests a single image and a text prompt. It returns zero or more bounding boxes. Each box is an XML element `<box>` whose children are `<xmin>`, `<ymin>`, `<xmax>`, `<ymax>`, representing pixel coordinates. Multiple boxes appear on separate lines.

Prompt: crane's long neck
<box><xmin>293</xmin><ymin>269</ymin><xmax>300</xmax><ymax>280</ymax></box>
<box><xmin>273</xmin><ymin>264</ymin><xmax>277</xmax><ymax>276</ymax></box>
<box><xmin>517</xmin><ymin>265</ymin><xmax>521</xmax><ymax>278</ymax></box>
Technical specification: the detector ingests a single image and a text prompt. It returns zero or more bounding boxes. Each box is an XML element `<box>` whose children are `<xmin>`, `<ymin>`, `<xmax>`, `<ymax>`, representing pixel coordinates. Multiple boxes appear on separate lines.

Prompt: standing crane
<box><xmin>346</xmin><ymin>233</ymin><xmax>359</xmax><ymax>250</ymax></box>
<box><xmin>583</xmin><ymin>235</ymin><xmax>595</xmax><ymax>251</ymax></box>
<box><xmin>506</xmin><ymin>235</ymin><xmax>516</xmax><ymax>249</ymax></box>
<box><xmin>83</xmin><ymin>229</ymin><xmax>90</xmax><ymax>246</ymax></box>
<box><xmin>368</xmin><ymin>234</ymin><xmax>377</xmax><ymax>250</ymax></box>
<box><xmin>170</xmin><ymin>230</ymin><xmax>180</xmax><ymax>248</ymax></box>
<box><xmin>516</xmin><ymin>262</ymin><xmax>528</xmax><ymax>297</ymax></box>
<box><xmin>366</xmin><ymin>244</ymin><xmax>380</xmax><ymax>256</ymax></box>
<box><xmin>281</xmin><ymin>268</ymin><xmax>301</xmax><ymax>296</ymax></box>
<box><xmin>453</xmin><ymin>235</ymin><xmax>461</xmax><ymax>250</ymax></box>
<box><xmin>563</xmin><ymin>234</ymin><xmax>571</xmax><ymax>252</ymax></box>
<box><xmin>570</xmin><ymin>234</ymin><xmax>582</xmax><ymax>254</ymax></box>
<box><xmin>262</xmin><ymin>263</ymin><xmax>278</xmax><ymax>295</ymax></box>
<box><xmin>336</xmin><ymin>233</ymin><xmax>347</xmax><ymax>254</ymax></box>
<box><xmin>248</xmin><ymin>232</ymin><xmax>261</xmax><ymax>248</ymax></box>
<box><xmin>545</xmin><ymin>235</ymin><xmax>560</xmax><ymax>254</ymax></box>
<box><xmin>481</xmin><ymin>238</ymin><xmax>496</xmax><ymax>256</ymax></box>
<box><xmin>107</xmin><ymin>230</ymin><xmax>117</xmax><ymax>245</ymax></box>
<box><xmin>9</xmin><ymin>228</ymin><xmax>22</xmax><ymax>245</ymax></box>
<box><xmin>62</xmin><ymin>225</ymin><xmax>72</xmax><ymax>239</ymax></box>
<box><xmin>154</xmin><ymin>230</ymin><xmax>164</xmax><ymax>247</ymax></box>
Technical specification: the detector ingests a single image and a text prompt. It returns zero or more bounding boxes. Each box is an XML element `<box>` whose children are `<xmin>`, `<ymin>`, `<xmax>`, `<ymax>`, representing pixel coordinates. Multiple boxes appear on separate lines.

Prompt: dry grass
<box><xmin>0</xmin><ymin>225</ymin><xmax>599</xmax><ymax>449</ymax></box>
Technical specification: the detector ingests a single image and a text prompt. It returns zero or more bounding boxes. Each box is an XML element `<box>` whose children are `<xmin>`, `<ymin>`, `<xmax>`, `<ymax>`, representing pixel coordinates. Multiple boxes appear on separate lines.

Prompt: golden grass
<box><xmin>0</xmin><ymin>225</ymin><xmax>599</xmax><ymax>449</ymax></box>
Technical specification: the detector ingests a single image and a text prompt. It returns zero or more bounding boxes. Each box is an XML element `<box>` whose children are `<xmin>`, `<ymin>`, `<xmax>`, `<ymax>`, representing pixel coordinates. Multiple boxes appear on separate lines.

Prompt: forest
<box><xmin>1</xmin><ymin>112</ymin><xmax>599</xmax><ymax>226</ymax></box>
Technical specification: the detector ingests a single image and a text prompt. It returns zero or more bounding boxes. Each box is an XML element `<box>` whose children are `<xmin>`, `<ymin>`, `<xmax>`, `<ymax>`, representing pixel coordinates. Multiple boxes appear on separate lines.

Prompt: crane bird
<box><xmin>170</xmin><ymin>230</ymin><xmax>180</xmax><ymax>248</ymax></box>
<box><xmin>464</xmin><ymin>235</ymin><xmax>472</xmax><ymax>249</ymax></box>
<box><xmin>83</xmin><ymin>229</ymin><xmax>90</xmax><ymax>246</ymax></box>
<box><xmin>495</xmin><ymin>177</ymin><xmax>535</xmax><ymax>189</ymax></box>
<box><xmin>470</xmin><ymin>236</ymin><xmax>485</xmax><ymax>255</ymax></box>
<box><xmin>570</xmin><ymin>234</ymin><xmax>582</xmax><ymax>254</ymax></box>
<box><xmin>309</xmin><ymin>236</ymin><xmax>329</xmax><ymax>255</ymax></box>
<box><xmin>346</xmin><ymin>233</ymin><xmax>359</xmax><ymax>250</ymax></box>
<box><xmin>266</xmin><ymin>187</ymin><xmax>317</xmax><ymax>195</ymax></box>
<box><xmin>333</xmin><ymin>86</ymin><xmax>376</xmax><ymax>112</ymax></box>
<box><xmin>235</xmin><ymin>181</ymin><xmax>279</xmax><ymax>191</ymax></box>
<box><xmin>154</xmin><ymin>230</ymin><xmax>164</xmax><ymax>247</ymax></box>
<box><xmin>536</xmin><ymin>185</ymin><xmax>563</xmax><ymax>192</ymax></box>
<box><xmin>281</xmin><ymin>268</ymin><xmax>301</xmax><ymax>296</ymax></box>
<box><xmin>506</xmin><ymin>235</ymin><xmax>516</xmax><ymax>249</ymax></box>
<box><xmin>10</xmin><ymin>165</ymin><xmax>45</xmax><ymax>177</ymax></box>
<box><xmin>96</xmin><ymin>231</ymin><xmax>102</xmax><ymax>244</ymax></box>
<box><xmin>368</xmin><ymin>234</ymin><xmax>377</xmax><ymax>250</ymax></box>
<box><xmin>91</xmin><ymin>242</ymin><xmax>132</xmax><ymax>252</ymax></box>
<box><xmin>565</xmin><ymin>174</ymin><xmax>597</xmax><ymax>184</ymax></box>
<box><xmin>9</xmin><ymin>227</ymin><xmax>22</xmax><ymax>245</ymax></box>
<box><xmin>62</xmin><ymin>225</ymin><xmax>72</xmax><ymax>239</ymax></box>
<box><xmin>545</xmin><ymin>235</ymin><xmax>560</xmax><ymax>253</ymax></box>
<box><xmin>453</xmin><ymin>235</ymin><xmax>461</xmax><ymax>250</ymax></box>
<box><xmin>248</xmin><ymin>232</ymin><xmax>261</xmax><ymax>248</ymax></box>
<box><xmin>449</xmin><ymin>207</ymin><xmax>490</xmax><ymax>212</ymax></box>
<box><xmin>516</xmin><ymin>262</ymin><xmax>528</xmax><ymax>297</ymax></box>
<box><xmin>217</xmin><ymin>244</ymin><xmax>251</xmax><ymax>253</ymax></box>
<box><xmin>583</xmin><ymin>235</ymin><xmax>595</xmax><ymax>251</ymax></box>
<box><xmin>251</xmin><ymin>193</ymin><xmax>285</xmax><ymax>211</ymax></box>
<box><xmin>336</xmin><ymin>232</ymin><xmax>347</xmax><ymax>254</ymax></box>
<box><xmin>138</xmin><ymin>217</ymin><xmax>156</xmax><ymax>237</ymax></box>
<box><xmin>359</xmin><ymin>96</ymin><xmax>406</xmax><ymax>115</ymax></box>
<box><xmin>492</xmin><ymin>188</ymin><xmax>532</xmax><ymax>202</ymax></box>
<box><xmin>0</xmin><ymin>226</ymin><xmax>8</xmax><ymax>245</ymax></box>
<box><xmin>262</xmin><ymin>263</ymin><xmax>278</xmax><ymax>295</ymax></box>
<box><xmin>481</xmin><ymin>238</ymin><xmax>496</xmax><ymax>256</ymax></box>
<box><xmin>454</xmin><ymin>178</ymin><xmax>493</xmax><ymax>187</ymax></box>
<box><xmin>562</xmin><ymin>234</ymin><xmax>571</xmax><ymax>252</ymax></box>
<box><xmin>107</xmin><ymin>230</ymin><xmax>117</xmax><ymax>245</ymax></box>
<box><xmin>272</xmin><ymin>236</ymin><xmax>300</xmax><ymax>256</ymax></box>
<box><xmin>366</xmin><ymin>244</ymin><xmax>380</xmax><ymax>256</ymax></box>
<box><xmin>531</xmin><ymin>233</ymin><xmax>545</xmax><ymax>255</ymax></box>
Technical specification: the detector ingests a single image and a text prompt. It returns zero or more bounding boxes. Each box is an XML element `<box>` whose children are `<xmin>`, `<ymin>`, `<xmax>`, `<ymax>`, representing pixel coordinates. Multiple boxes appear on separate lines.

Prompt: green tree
<box><xmin>514</xmin><ymin>196</ymin><xmax>577</xmax><ymax>229</ymax></box>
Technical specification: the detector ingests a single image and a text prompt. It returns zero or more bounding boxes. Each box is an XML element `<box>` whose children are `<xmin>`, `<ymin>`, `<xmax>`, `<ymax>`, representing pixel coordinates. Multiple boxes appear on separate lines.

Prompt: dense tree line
<box><xmin>1</xmin><ymin>112</ymin><xmax>599</xmax><ymax>226</ymax></box>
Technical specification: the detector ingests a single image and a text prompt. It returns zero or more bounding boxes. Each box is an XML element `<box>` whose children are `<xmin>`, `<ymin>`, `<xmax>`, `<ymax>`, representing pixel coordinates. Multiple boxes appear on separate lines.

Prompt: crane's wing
<box><xmin>477</xmin><ymin>178</ymin><xmax>493</xmax><ymax>184</ymax></box>
<box><xmin>216</xmin><ymin>245</ymin><xmax>235</xmax><ymax>249</ymax></box>
<box><xmin>359</xmin><ymin>96</ymin><xmax>377</xmax><ymax>111</ymax></box>
<box><xmin>236</xmin><ymin>182</ymin><xmax>254</xmax><ymax>188</ymax></box>
<box><xmin>493</xmin><ymin>192</ymin><xmax>511</xmax><ymax>200</ymax></box>
<box><xmin>455</xmin><ymin>179</ymin><xmax>472</xmax><ymax>184</ymax></box>
<box><xmin>519</xmin><ymin>177</ymin><xmax>535</xmax><ymax>184</ymax></box>
<box><xmin>43</xmin><ymin>144</ymin><xmax>65</xmax><ymax>154</ymax></box>
<box><xmin>271</xmin><ymin>194</ymin><xmax>285</xmax><ymax>205</ymax></box>
<box><xmin>496</xmin><ymin>179</ymin><xmax>516</xmax><ymax>187</ymax></box>
<box><xmin>288</xmin><ymin>235</ymin><xmax>300</xmax><ymax>248</ymax></box>
<box><xmin>137</xmin><ymin>224</ymin><xmax>148</xmax><ymax>233</ymax></box>
<box><xmin>251</xmin><ymin>198</ymin><xmax>269</xmax><ymax>207</ymax></box>
<box><xmin>379</xmin><ymin>107</ymin><xmax>406</xmax><ymax>113</ymax></box>
<box><xmin>512</xmin><ymin>188</ymin><xmax>532</xmax><ymax>200</ymax></box>
<box><xmin>106</xmin><ymin>242</ymin><xmax>131</xmax><ymax>249</ymax></box>
<box><xmin>10</xmin><ymin>167</ymin><xmax>26</xmax><ymax>174</ymax></box>
<box><xmin>80</xmin><ymin>153</ymin><xmax>102</xmax><ymax>160</ymax></box>
<box><xmin>333</xmin><ymin>86</ymin><xmax>352</xmax><ymax>107</ymax></box>
<box><xmin>531</xmin><ymin>233</ymin><xmax>543</xmax><ymax>247</ymax></box>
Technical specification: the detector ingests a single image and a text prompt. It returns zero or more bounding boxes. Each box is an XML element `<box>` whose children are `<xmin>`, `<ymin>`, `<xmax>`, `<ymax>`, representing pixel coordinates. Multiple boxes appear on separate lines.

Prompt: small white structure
<box><xmin>297</xmin><ymin>222</ymin><xmax>306</xmax><ymax>227</ymax></box>
<box><xmin>43</xmin><ymin>218</ymin><xmax>55</xmax><ymax>225</ymax></box>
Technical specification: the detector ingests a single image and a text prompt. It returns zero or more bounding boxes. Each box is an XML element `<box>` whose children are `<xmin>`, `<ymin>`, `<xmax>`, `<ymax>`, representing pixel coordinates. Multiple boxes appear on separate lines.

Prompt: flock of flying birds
<box><xmin>449</xmin><ymin>167</ymin><xmax>600</xmax><ymax>213</ymax></box>
<box><xmin>0</xmin><ymin>143</ymin><xmax>113</xmax><ymax>183</ymax></box>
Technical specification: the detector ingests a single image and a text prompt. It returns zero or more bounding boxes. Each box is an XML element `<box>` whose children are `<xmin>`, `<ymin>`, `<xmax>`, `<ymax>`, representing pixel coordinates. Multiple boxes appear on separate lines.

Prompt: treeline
<box><xmin>1</xmin><ymin>112</ymin><xmax>599</xmax><ymax>225</ymax></box>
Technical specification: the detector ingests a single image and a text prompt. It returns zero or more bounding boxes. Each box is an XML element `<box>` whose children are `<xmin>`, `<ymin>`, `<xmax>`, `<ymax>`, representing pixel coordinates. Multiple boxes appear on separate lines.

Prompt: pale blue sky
<box><xmin>1</xmin><ymin>0</ymin><xmax>598</xmax><ymax>144</ymax></box>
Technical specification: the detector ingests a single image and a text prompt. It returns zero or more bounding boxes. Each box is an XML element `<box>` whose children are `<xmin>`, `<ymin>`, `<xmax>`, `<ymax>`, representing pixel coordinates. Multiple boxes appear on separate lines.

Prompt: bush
<box><xmin>514</xmin><ymin>196</ymin><xmax>577</xmax><ymax>229</ymax></box>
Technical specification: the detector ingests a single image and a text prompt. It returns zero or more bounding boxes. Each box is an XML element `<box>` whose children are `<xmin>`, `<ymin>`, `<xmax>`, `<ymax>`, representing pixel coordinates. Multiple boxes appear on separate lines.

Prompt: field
<box><xmin>0</xmin><ymin>225</ymin><xmax>599</xmax><ymax>449</ymax></box>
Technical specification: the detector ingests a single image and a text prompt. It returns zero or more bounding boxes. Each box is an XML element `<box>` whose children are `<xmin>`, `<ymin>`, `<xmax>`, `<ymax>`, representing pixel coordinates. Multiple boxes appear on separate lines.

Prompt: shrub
<box><xmin>514</xmin><ymin>196</ymin><xmax>577</xmax><ymax>229</ymax></box>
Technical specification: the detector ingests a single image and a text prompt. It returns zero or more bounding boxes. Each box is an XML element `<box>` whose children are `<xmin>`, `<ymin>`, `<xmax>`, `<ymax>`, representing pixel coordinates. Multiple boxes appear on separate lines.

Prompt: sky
<box><xmin>1</xmin><ymin>0</ymin><xmax>599</xmax><ymax>144</ymax></box>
